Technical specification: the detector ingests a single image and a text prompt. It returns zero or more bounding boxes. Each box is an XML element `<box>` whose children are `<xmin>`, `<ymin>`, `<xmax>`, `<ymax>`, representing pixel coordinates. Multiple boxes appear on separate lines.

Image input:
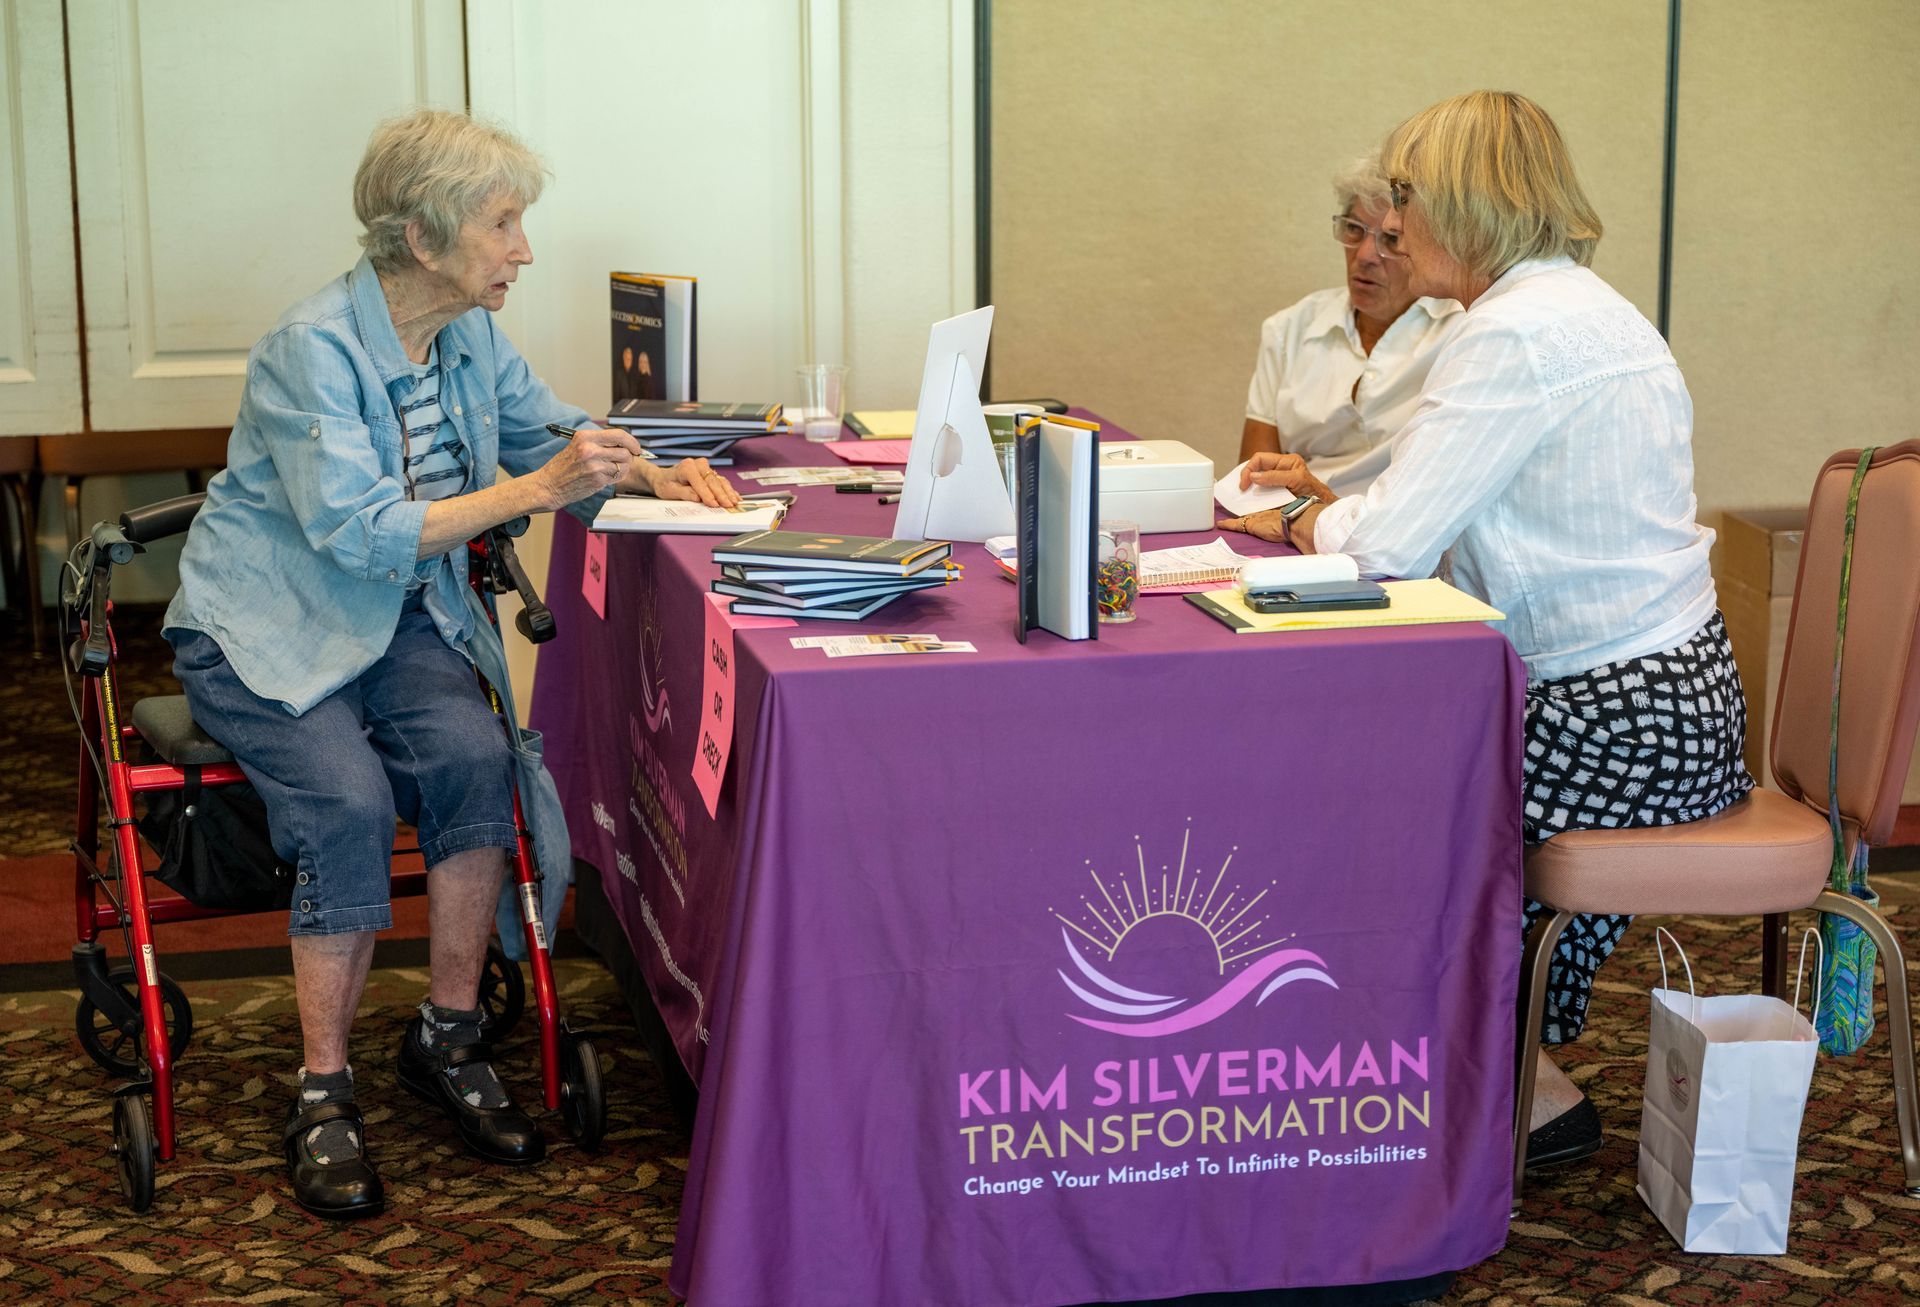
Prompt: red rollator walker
<box><xmin>61</xmin><ymin>492</ymin><xmax>606</xmax><ymax>1211</ymax></box>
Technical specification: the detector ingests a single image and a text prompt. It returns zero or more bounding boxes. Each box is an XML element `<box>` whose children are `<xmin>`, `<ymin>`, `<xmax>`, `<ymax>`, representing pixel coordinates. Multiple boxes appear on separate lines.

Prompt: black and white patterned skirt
<box><xmin>1522</xmin><ymin>610</ymin><xmax>1753</xmax><ymax>1043</ymax></box>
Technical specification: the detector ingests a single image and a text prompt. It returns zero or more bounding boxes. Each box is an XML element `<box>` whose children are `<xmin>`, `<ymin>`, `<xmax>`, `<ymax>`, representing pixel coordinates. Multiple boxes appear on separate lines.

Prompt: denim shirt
<box><xmin>165</xmin><ymin>254</ymin><xmax>610</xmax><ymax>715</ymax></box>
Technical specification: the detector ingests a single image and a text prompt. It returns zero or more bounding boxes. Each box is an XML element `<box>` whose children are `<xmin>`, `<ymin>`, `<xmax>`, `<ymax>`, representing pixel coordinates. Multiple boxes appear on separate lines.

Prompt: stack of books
<box><xmin>607</xmin><ymin>399</ymin><xmax>783</xmax><ymax>466</ymax></box>
<box><xmin>713</xmin><ymin>530</ymin><xmax>961</xmax><ymax>621</ymax></box>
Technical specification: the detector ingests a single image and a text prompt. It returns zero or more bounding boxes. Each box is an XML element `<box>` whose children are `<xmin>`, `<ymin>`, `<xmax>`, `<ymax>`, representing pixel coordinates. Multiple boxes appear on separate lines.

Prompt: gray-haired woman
<box><xmin>1236</xmin><ymin>155</ymin><xmax>1465</xmax><ymax>496</ymax></box>
<box><xmin>163</xmin><ymin>109</ymin><xmax>734</xmax><ymax>1218</ymax></box>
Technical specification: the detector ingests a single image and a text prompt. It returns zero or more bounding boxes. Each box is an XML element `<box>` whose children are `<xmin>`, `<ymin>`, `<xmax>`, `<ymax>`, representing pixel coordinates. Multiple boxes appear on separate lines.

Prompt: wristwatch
<box><xmin>1277</xmin><ymin>494</ymin><xmax>1316</xmax><ymax>547</ymax></box>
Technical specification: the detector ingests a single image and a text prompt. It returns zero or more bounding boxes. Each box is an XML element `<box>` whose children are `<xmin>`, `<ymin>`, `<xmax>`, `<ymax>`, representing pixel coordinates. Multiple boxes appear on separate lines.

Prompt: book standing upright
<box><xmin>611</xmin><ymin>272</ymin><xmax>698</xmax><ymax>402</ymax></box>
<box><xmin>1015</xmin><ymin>415</ymin><xmax>1100</xmax><ymax>642</ymax></box>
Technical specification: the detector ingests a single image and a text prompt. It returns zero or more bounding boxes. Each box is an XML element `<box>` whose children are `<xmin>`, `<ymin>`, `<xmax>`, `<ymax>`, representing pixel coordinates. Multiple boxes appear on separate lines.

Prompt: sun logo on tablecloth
<box><xmin>636</xmin><ymin>569</ymin><xmax>671</xmax><ymax>735</ymax></box>
<box><xmin>1052</xmin><ymin>822</ymin><xmax>1337</xmax><ymax>1038</ymax></box>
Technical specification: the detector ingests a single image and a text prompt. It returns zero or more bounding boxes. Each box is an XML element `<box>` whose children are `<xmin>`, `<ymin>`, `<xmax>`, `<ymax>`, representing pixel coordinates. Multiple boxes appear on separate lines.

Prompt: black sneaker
<box><xmin>1525</xmin><ymin>1095</ymin><xmax>1603</xmax><ymax>1171</ymax></box>
<box><xmin>395</xmin><ymin>1016</ymin><xmax>545</xmax><ymax>1164</ymax></box>
<box><xmin>283</xmin><ymin>1098</ymin><xmax>384</xmax><ymax>1218</ymax></box>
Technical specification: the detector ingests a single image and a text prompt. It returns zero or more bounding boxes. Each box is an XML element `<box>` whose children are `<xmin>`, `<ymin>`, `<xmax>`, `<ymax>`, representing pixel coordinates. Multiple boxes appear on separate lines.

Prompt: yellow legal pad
<box><xmin>848</xmin><ymin>409</ymin><xmax>919</xmax><ymax>439</ymax></box>
<box><xmin>1187</xmin><ymin>578</ymin><xmax>1505</xmax><ymax>634</ymax></box>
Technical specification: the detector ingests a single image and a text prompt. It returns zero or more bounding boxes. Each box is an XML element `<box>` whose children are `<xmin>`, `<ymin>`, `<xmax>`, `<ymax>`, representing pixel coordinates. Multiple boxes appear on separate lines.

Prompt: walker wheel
<box><xmin>478</xmin><ymin>943</ymin><xmax>525</xmax><ymax>1042</ymax></box>
<box><xmin>112</xmin><ymin>1093</ymin><xmax>155</xmax><ymax>1212</ymax></box>
<box><xmin>76</xmin><ymin>966</ymin><xmax>194</xmax><ymax>1078</ymax></box>
<box><xmin>560</xmin><ymin>1034</ymin><xmax>606</xmax><ymax>1151</ymax></box>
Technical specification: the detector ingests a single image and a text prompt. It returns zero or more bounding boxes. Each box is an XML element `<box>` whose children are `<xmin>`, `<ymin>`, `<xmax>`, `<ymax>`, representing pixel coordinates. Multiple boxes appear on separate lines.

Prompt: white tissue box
<box><xmin>1097</xmin><ymin>439</ymin><xmax>1215</xmax><ymax>534</ymax></box>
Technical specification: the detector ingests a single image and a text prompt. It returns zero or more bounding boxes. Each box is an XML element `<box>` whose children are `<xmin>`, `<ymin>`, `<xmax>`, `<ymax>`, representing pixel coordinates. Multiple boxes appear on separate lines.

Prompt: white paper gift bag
<box><xmin>1636</xmin><ymin>928</ymin><xmax>1821</xmax><ymax>1255</ymax></box>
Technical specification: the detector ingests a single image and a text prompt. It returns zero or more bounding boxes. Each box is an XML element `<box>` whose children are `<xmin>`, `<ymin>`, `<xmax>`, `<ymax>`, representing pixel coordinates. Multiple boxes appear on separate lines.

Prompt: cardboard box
<box><xmin>1715</xmin><ymin>507</ymin><xmax>1920</xmax><ymax>801</ymax></box>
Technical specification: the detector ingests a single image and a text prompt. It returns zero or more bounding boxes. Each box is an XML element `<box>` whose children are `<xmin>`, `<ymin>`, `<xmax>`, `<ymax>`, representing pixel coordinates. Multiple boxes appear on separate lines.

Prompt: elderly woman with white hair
<box><xmin>163</xmin><ymin>109</ymin><xmax>735</xmax><ymax>1218</ymax></box>
<box><xmin>1236</xmin><ymin>154</ymin><xmax>1464</xmax><ymax>496</ymax></box>
<box><xmin>1226</xmin><ymin>92</ymin><xmax>1751</xmax><ymax>1173</ymax></box>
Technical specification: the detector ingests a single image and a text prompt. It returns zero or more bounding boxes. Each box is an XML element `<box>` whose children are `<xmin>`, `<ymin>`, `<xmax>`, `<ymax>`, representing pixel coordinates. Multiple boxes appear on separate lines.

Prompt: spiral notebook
<box><xmin>1138</xmin><ymin>537</ymin><xmax>1256</xmax><ymax>590</ymax></box>
<box><xmin>992</xmin><ymin>535</ymin><xmax>1256</xmax><ymax>593</ymax></box>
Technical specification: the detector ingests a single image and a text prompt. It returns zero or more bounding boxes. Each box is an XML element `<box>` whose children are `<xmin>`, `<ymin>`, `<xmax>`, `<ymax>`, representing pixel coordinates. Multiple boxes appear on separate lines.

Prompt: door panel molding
<box><xmin>0</xmin><ymin>0</ymin><xmax>82</xmax><ymax>433</ymax></box>
<box><xmin>70</xmin><ymin>0</ymin><xmax>465</xmax><ymax>430</ymax></box>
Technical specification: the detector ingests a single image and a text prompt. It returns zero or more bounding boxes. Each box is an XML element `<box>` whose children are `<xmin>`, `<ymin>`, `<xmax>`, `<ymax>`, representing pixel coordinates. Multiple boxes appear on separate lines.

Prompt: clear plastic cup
<box><xmin>794</xmin><ymin>364</ymin><xmax>849</xmax><ymax>442</ymax></box>
<box><xmin>1096</xmin><ymin>520</ymin><xmax>1141</xmax><ymax>624</ymax></box>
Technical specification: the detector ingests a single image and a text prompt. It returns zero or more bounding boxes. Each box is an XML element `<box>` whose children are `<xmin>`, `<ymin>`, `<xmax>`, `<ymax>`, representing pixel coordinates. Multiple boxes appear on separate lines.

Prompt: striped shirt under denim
<box><xmin>398</xmin><ymin>344</ymin><xmax>469</xmax><ymax>504</ymax></box>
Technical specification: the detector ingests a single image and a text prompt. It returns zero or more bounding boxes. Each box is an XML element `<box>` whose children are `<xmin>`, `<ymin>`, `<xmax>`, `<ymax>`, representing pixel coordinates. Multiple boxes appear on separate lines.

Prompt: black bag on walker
<box><xmin>137</xmin><ymin>769</ymin><xmax>295</xmax><ymax>913</ymax></box>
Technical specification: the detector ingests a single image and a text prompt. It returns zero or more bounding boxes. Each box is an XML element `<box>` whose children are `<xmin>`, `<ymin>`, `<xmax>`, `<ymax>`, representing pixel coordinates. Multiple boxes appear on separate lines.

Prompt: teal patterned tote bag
<box><xmin>1815</xmin><ymin>447</ymin><xmax>1879</xmax><ymax>1057</ymax></box>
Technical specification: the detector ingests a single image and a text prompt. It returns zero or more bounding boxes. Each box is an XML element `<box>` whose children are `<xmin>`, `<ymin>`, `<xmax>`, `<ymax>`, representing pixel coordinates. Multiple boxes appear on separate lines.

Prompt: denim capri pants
<box><xmin>167</xmin><ymin>597</ymin><xmax>518</xmax><ymax>936</ymax></box>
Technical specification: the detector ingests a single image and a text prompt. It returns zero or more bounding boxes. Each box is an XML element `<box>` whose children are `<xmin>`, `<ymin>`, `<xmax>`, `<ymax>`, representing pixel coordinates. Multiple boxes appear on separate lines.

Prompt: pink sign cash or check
<box><xmin>581</xmin><ymin>530</ymin><xmax>608</xmax><ymax>619</ymax></box>
<box><xmin>691</xmin><ymin>593</ymin><xmax>795</xmax><ymax>818</ymax></box>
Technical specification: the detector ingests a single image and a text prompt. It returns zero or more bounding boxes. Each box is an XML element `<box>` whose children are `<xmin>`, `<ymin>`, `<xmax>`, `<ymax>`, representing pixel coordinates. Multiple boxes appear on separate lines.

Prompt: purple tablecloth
<box><xmin>530</xmin><ymin>419</ymin><xmax>1526</xmax><ymax>1306</ymax></box>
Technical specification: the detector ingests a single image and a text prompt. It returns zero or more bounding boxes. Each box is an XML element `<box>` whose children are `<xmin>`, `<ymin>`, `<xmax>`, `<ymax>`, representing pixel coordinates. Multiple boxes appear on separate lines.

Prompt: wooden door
<box><xmin>67</xmin><ymin>0</ymin><xmax>466</xmax><ymax>431</ymax></box>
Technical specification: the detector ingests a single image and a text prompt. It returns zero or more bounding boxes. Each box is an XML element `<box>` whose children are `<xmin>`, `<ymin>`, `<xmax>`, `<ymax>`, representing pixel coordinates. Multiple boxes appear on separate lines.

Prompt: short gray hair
<box><xmin>353</xmin><ymin>110</ymin><xmax>548</xmax><ymax>272</ymax></box>
<box><xmin>1331</xmin><ymin>153</ymin><xmax>1391</xmax><ymax>217</ymax></box>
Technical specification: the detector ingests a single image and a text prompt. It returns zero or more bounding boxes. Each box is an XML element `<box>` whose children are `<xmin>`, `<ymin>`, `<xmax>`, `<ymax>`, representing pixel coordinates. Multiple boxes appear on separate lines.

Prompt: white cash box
<box><xmin>1097</xmin><ymin>439</ymin><xmax>1216</xmax><ymax>534</ymax></box>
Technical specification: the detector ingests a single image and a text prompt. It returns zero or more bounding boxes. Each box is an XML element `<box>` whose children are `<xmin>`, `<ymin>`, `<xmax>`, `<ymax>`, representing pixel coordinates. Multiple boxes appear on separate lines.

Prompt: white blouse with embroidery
<box><xmin>1312</xmin><ymin>257</ymin><xmax>1718</xmax><ymax>682</ymax></box>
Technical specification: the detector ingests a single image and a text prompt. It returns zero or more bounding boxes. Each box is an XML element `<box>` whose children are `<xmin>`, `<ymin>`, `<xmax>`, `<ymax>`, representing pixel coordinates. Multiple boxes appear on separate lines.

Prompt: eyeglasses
<box><xmin>1332</xmin><ymin>214</ymin><xmax>1406</xmax><ymax>259</ymax></box>
<box><xmin>1388</xmin><ymin>177</ymin><xmax>1413</xmax><ymax>209</ymax></box>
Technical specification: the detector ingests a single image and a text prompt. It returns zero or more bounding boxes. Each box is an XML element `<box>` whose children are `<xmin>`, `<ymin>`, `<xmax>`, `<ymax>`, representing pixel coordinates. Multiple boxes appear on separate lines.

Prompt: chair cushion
<box><xmin>1524</xmin><ymin>789</ymin><xmax>1833</xmax><ymax>916</ymax></box>
<box><xmin>131</xmin><ymin>696</ymin><xmax>234</xmax><ymax>766</ymax></box>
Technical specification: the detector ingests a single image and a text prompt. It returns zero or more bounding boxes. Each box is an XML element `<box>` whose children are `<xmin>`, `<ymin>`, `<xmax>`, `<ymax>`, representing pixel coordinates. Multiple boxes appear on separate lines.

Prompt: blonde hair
<box><xmin>1331</xmin><ymin>153</ymin><xmax>1391</xmax><ymax>217</ymax></box>
<box><xmin>1381</xmin><ymin>91</ymin><xmax>1602</xmax><ymax>279</ymax></box>
<box><xmin>353</xmin><ymin>110</ymin><xmax>548</xmax><ymax>272</ymax></box>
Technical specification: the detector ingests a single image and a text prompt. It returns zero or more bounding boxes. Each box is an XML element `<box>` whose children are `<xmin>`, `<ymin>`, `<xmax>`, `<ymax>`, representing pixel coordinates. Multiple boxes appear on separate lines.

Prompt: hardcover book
<box><xmin>591</xmin><ymin>498</ymin><xmax>786</xmax><ymax>535</ymax></box>
<box><xmin>609</xmin><ymin>400</ymin><xmax>782</xmax><ymax>430</ymax></box>
<box><xmin>729</xmin><ymin>588</ymin><xmax>930</xmax><ymax>622</ymax></box>
<box><xmin>713</xmin><ymin>531</ymin><xmax>953</xmax><ymax>577</ymax></box>
<box><xmin>1015</xmin><ymin>415</ymin><xmax>1099</xmax><ymax>642</ymax></box>
<box><xmin>721</xmin><ymin>562</ymin><xmax>961</xmax><ymax>593</ymax></box>
<box><xmin>712</xmin><ymin>573</ymin><xmax>953</xmax><ymax>610</ymax></box>
<box><xmin>609</xmin><ymin>276</ymin><xmax>667</xmax><ymax>404</ymax></box>
<box><xmin>611</xmin><ymin>272</ymin><xmax>697</xmax><ymax>401</ymax></box>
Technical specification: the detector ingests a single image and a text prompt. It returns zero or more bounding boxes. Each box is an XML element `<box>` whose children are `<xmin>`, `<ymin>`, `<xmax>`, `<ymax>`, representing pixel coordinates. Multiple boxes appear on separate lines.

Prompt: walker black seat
<box><xmin>131</xmin><ymin>696</ymin><xmax>233</xmax><ymax>766</ymax></box>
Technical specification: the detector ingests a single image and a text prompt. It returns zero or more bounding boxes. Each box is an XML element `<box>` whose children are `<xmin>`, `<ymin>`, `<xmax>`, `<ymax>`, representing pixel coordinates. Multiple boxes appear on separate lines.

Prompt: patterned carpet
<box><xmin>0</xmin><ymin>956</ymin><xmax>688</xmax><ymax>1304</ymax></box>
<box><xmin>1</xmin><ymin>602</ymin><xmax>177</xmax><ymax>857</ymax></box>
<box><xmin>6</xmin><ymin>603</ymin><xmax>1920</xmax><ymax>1302</ymax></box>
<box><xmin>4</xmin><ymin>905</ymin><xmax>1920</xmax><ymax>1305</ymax></box>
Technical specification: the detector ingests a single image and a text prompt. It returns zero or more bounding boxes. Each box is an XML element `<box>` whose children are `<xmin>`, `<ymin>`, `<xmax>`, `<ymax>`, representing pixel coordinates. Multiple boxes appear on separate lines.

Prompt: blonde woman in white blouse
<box><xmin>1224</xmin><ymin>91</ymin><xmax>1752</xmax><ymax>1173</ymax></box>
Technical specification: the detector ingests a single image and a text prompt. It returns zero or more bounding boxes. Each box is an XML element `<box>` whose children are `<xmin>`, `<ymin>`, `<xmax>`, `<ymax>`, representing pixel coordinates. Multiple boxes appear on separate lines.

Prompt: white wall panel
<box><xmin>466</xmin><ymin>0</ymin><xmax>814</xmax><ymax>711</ymax></box>
<box><xmin>1669</xmin><ymin>0</ymin><xmax>1920</xmax><ymax>521</ymax></box>
<box><xmin>0</xmin><ymin>0</ymin><xmax>82</xmax><ymax>434</ymax></box>
<box><xmin>991</xmin><ymin>0</ymin><xmax>1668</xmax><ymax>470</ymax></box>
<box><xmin>68</xmin><ymin>0</ymin><xmax>465</xmax><ymax>430</ymax></box>
<box><xmin>841</xmin><ymin>0</ymin><xmax>979</xmax><ymax>408</ymax></box>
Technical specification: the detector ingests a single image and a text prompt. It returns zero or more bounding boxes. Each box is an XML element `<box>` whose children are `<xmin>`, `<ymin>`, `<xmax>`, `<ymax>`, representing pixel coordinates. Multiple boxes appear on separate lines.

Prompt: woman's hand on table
<box><xmin>1238</xmin><ymin>451</ymin><xmax>1333</xmax><ymax>503</ymax></box>
<box><xmin>643</xmin><ymin>457</ymin><xmax>742</xmax><ymax>508</ymax></box>
<box><xmin>537</xmin><ymin>425</ymin><xmax>639</xmax><ymax>509</ymax></box>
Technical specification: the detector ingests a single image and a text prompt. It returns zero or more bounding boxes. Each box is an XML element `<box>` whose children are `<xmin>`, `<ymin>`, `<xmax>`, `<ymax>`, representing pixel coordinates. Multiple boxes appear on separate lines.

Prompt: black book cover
<box><xmin>609</xmin><ymin>400</ymin><xmax>781</xmax><ymax>429</ymax></box>
<box><xmin>1086</xmin><ymin>432</ymin><xmax>1100</xmax><ymax>641</ymax></box>
<box><xmin>714</xmin><ymin>530</ymin><xmax>952</xmax><ymax>576</ymax></box>
<box><xmin>610</xmin><ymin>277</ymin><xmax>667</xmax><ymax>403</ymax></box>
<box><xmin>1015</xmin><ymin>428</ymin><xmax>1041</xmax><ymax>643</ymax></box>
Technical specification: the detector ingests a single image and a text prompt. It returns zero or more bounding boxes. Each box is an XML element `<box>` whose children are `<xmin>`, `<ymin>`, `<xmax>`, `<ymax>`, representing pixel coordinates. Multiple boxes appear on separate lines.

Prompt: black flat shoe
<box><xmin>283</xmin><ymin>1099</ymin><xmax>384</xmax><ymax>1218</ymax></box>
<box><xmin>396</xmin><ymin>1017</ymin><xmax>545</xmax><ymax>1164</ymax></box>
<box><xmin>1525</xmin><ymin>1095</ymin><xmax>1603</xmax><ymax>1171</ymax></box>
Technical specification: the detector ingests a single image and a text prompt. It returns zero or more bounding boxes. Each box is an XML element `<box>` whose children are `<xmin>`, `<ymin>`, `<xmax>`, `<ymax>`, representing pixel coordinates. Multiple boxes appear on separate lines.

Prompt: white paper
<box><xmin>592</xmin><ymin>498</ymin><xmax>784</xmax><ymax>534</ymax></box>
<box><xmin>982</xmin><ymin>535</ymin><xmax>1018</xmax><ymax>560</ymax></box>
<box><xmin>1239</xmin><ymin>553</ymin><xmax>1362</xmax><ymax>590</ymax></box>
<box><xmin>823</xmin><ymin>640</ymin><xmax>976</xmax><ymax>658</ymax></box>
<box><xmin>790</xmin><ymin>633</ymin><xmax>939</xmax><ymax>649</ymax></box>
<box><xmin>738</xmin><ymin>466</ymin><xmax>904</xmax><ymax>488</ymax></box>
<box><xmin>1139</xmin><ymin>537</ymin><xmax>1254</xmax><ymax>586</ymax></box>
<box><xmin>1215</xmin><ymin>459</ymin><xmax>1315</xmax><ymax>516</ymax></box>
